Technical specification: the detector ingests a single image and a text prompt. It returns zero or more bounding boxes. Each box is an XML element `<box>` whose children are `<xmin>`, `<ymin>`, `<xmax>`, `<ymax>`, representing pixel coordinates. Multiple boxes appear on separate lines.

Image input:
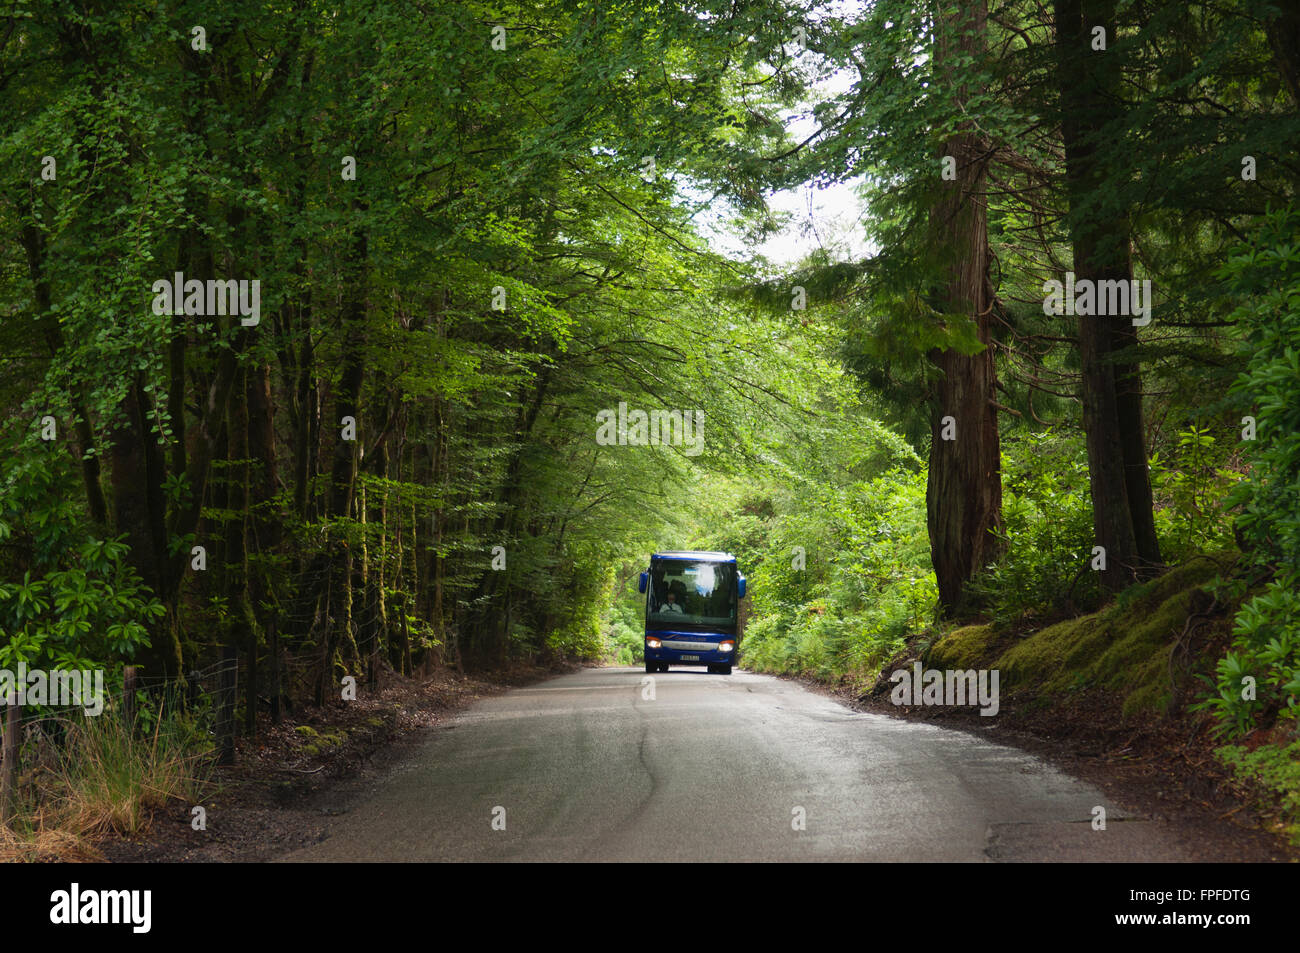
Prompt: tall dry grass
<box><xmin>0</xmin><ymin>698</ymin><xmax>214</xmax><ymax>861</ymax></box>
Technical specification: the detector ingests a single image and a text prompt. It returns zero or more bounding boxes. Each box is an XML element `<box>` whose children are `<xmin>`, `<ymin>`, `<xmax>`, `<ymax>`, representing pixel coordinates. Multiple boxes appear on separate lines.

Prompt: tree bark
<box><xmin>1055</xmin><ymin>0</ymin><xmax>1161</xmax><ymax>591</ymax></box>
<box><xmin>321</xmin><ymin>217</ymin><xmax>368</xmax><ymax>699</ymax></box>
<box><xmin>926</xmin><ymin>0</ymin><xmax>1003</xmax><ymax>613</ymax></box>
<box><xmin>107</xmin><ymin>378</ymin><xmax>181</xmax><ymax>676</ymax></box>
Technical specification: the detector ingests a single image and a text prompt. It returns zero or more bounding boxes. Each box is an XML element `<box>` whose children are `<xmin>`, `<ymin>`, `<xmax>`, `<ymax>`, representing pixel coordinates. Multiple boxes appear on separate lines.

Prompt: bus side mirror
<box><xmin>738</xmin><ymin>575</ymin><xmax>746</xmax><ymax>599</ymax></box>
<box><xmin>638</xmin><ymin>572</ymin><xmax>648</xmax><ymax>594</ymax></box>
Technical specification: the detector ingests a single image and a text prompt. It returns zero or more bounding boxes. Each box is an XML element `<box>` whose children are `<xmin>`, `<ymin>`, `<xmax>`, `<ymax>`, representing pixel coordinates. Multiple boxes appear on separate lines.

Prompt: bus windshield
<box><xmin>646</xmin><ymin>560</ymin><xmax>736</xmax><ymax>627</ymax></box>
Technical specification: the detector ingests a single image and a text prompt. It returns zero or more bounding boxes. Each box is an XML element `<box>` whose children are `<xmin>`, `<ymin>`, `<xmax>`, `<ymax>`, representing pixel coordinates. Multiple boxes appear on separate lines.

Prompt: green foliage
<box><xmin>1194</xmin><ymin>650</ymin><xmax>1271</xmax><ymax>740</ymax></box>
<box><xmin>0</xmin><ymin>0</ymin><xmax>833</xmax><ymax>681</ymax></box>
<box><xmin>545</xmin><ymin>557</ymin><xmax>614</xmax><ymax>662</ymax></box>
<box><xmin>1216</xmin><ymin>740</ymin><xmax>1300</xmax><ymax>847</ymax></box>
<box><xmin>5</xmin><ymin>0</ymin><xmax>1300</xmax><ymax>865</ymax></box>
<box><xmin>0</xmin><ymin>444</ymin><xmax>159</xmax><ymax>677</ymax></box>
<box><xmin>2</xmin><ymin>0</ymin><xmax>1295</xmax><ymax>744</ymax></box>
<box><xmin>604</xmin><ymin>571</ymin><xmax>648</xmax><ymax>665</ymax></box>
<box><xmin>1150</xmin><ymin>426</ymin><xmax>1243</xmax><ymax>561</ymax></box>
<box><xmin>1196</xmin><ymin>207</ymin><xmax>1300</xmax><ymax>738</ymax></box>
<box><xmin>693</xmin><ymin>402</ymin><xmax>935</xmax><ymax>680</ymax></box>
<box><xmin>968</xmin><ymin>430</ymin><xmax>1100</xmax><ymax>624</ymax></box>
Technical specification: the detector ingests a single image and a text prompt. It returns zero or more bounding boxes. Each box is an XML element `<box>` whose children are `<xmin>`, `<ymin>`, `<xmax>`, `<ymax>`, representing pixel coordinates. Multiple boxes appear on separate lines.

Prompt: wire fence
<box><xmin>0</xmin><ymin>532</ymin><xmax>470</xmax><ymax>828</ymax></box>
<box><xmin>0</xmin><ymin>646</ymin><xmax>286</xmax><ymax>827</ymax></box>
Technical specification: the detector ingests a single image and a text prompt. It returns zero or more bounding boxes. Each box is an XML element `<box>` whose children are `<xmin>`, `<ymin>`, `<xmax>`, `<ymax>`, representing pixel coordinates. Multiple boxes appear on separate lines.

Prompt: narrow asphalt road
<box><xmin>280</xmin><ymin>666</ymin><xmax>1201</xmax><ymax>862</ymax></box>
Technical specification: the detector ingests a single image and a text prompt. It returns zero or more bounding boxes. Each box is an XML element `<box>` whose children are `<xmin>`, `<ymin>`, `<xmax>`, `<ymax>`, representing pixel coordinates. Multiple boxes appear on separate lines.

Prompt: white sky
<box><xmin>696</xmin><ymin>59</ymin><xmax>872</xmax><ymax>272</ymax></box>
<box><xmin>737</xmin><ymin>178</ymin><xmax>871</xmax><ymax>268</ymax></box>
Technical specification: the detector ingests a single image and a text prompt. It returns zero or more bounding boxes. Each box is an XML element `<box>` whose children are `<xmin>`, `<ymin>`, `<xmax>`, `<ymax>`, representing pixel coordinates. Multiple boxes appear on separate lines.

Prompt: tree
<box><xmin>926</xmin><ymin>0</ymin><xmax>1004</xmax><ymax>611</ymax></box>
<box><xmin>1053</xmin><ymin>0</ymin><xmax>1161</xmax><ymax>590</ymax></box>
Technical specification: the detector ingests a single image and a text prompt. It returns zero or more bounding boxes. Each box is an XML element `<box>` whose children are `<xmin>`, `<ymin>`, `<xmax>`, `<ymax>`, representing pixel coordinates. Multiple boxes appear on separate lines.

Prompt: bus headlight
<box><xmin>719</xmin><ymin>641</ymin><xmax>735</xmax><ymax>653</ymax></box>
<box><xmin>646</xmin><ymin>638</ymin><xmax>662</xmax><ymax>649</ymax></box>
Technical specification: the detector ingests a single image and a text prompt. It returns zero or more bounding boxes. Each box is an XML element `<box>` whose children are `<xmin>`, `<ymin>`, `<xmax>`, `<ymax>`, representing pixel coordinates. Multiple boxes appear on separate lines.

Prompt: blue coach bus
<box><xmin>639</xmin><ymin>551</ymin><xmax>746</xmax><ymax>675</ymax></box>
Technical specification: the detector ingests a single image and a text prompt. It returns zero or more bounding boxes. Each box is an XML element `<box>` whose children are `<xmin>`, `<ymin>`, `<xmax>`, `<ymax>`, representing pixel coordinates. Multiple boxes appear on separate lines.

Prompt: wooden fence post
<box><xmin>123</xmin><ymin>666</ymin><xmax>137</xmax><ymax>729</ymax></box>
<box><xmin>1</xmin><ymin>700</ymin><xmax>20</xmax><ymax>827</ymax></box>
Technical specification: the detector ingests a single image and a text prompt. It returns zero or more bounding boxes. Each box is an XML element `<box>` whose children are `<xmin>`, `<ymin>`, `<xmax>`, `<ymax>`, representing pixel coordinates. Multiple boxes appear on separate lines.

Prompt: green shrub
<box><xmin>1196</xmin><ymin>207</ymin><xmax>1300</xmax><ymax>738</ymax></box>
<box><xmin>1216</xmin><ymin>740</ymin><xmax>1300</xmax><ymax>846</ymax></box>
<box><xmin>1149</xmin><ymin>425</ymin><xmax>1243</xmax><ymax>562</ymax></box>
<box><xmin>968</xmin><ymin>429</ymin><xmax>1100</xmax><ymax>623</ymax></box>
<box><xmin>0</xmin><ymin>446</ymin><xmax>161</xmax><ymax>680</ymax></box>
<box><xmin>720</xmin><ymin>466</ymin><xmax>935</xmax><ymax>679</ymax></box>
<box><xmin>602</xmin><ymin>565</ymin><xmax>651</xmax><ymax>664</ymax></box>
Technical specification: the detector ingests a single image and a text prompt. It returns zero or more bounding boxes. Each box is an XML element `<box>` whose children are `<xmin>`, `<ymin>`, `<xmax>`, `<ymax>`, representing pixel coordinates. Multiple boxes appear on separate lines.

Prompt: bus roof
<box><xmin>651</xmin><ymin>551</ymin><xmax>736</xmax><ymax>563</ymax></box>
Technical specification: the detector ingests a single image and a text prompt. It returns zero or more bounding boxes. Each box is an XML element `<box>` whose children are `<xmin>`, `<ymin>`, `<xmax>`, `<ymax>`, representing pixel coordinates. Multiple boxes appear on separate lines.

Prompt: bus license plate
<box><xmin>679</xmin><ymin>654</ymin><xmax>699</xmax><ymax>661</ymax></box>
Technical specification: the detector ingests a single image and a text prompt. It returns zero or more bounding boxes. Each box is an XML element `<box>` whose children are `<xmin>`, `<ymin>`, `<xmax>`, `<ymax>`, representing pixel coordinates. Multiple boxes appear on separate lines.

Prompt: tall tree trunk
<box><xmin>926</xmin><ymin>0</ymin><xmax>1003</xmax><ymax>613</ymax></box>
<box><xmin>321</xmin><ymin>218</ymin><xmax>368</xmax><ymax>697</ymax></box>
<box><xmin>1115</xmin><ymin>323</ymin><xmax>1161</xmax><ymax>566</ymax></box>
<box><xmin>1055</xmin><ymin>0</ymin><xmax>1161</xmax><ymax>591</ymax></box>
<box><xmin>107</xmin><ymin>378</ymin><xmax>179</xmax><ymax>676</ymax></box>
<box><xmin>246</xmin><ymin>359</ymin><xmax>278</xmax><ymax>723</ymax></box>
<box><xmin>224</xmin><ymin>367</ymin><xmax>258</xmax><ymax>739</ymax></box>
<box><xmin>367</xmin><ymin>430</ymin><xmax>391</xmax><ymax>685</ymax></box>
<box><xmin>465</xmin><ymin>368</ymin><xmax>552</xmax><ymax>666</ymax></box>
<box><xmin>1267</xmin><ymin>2</ymin><xmax>1300</xmax><ymax>110</ymax></box>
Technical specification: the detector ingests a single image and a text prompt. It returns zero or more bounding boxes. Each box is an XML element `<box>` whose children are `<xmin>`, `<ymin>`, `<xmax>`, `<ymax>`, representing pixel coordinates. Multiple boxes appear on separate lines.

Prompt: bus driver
<box><xmin>660</xmin><ymin>590</ymin><xmax>684</xmax><ymax>614</ymax></box>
